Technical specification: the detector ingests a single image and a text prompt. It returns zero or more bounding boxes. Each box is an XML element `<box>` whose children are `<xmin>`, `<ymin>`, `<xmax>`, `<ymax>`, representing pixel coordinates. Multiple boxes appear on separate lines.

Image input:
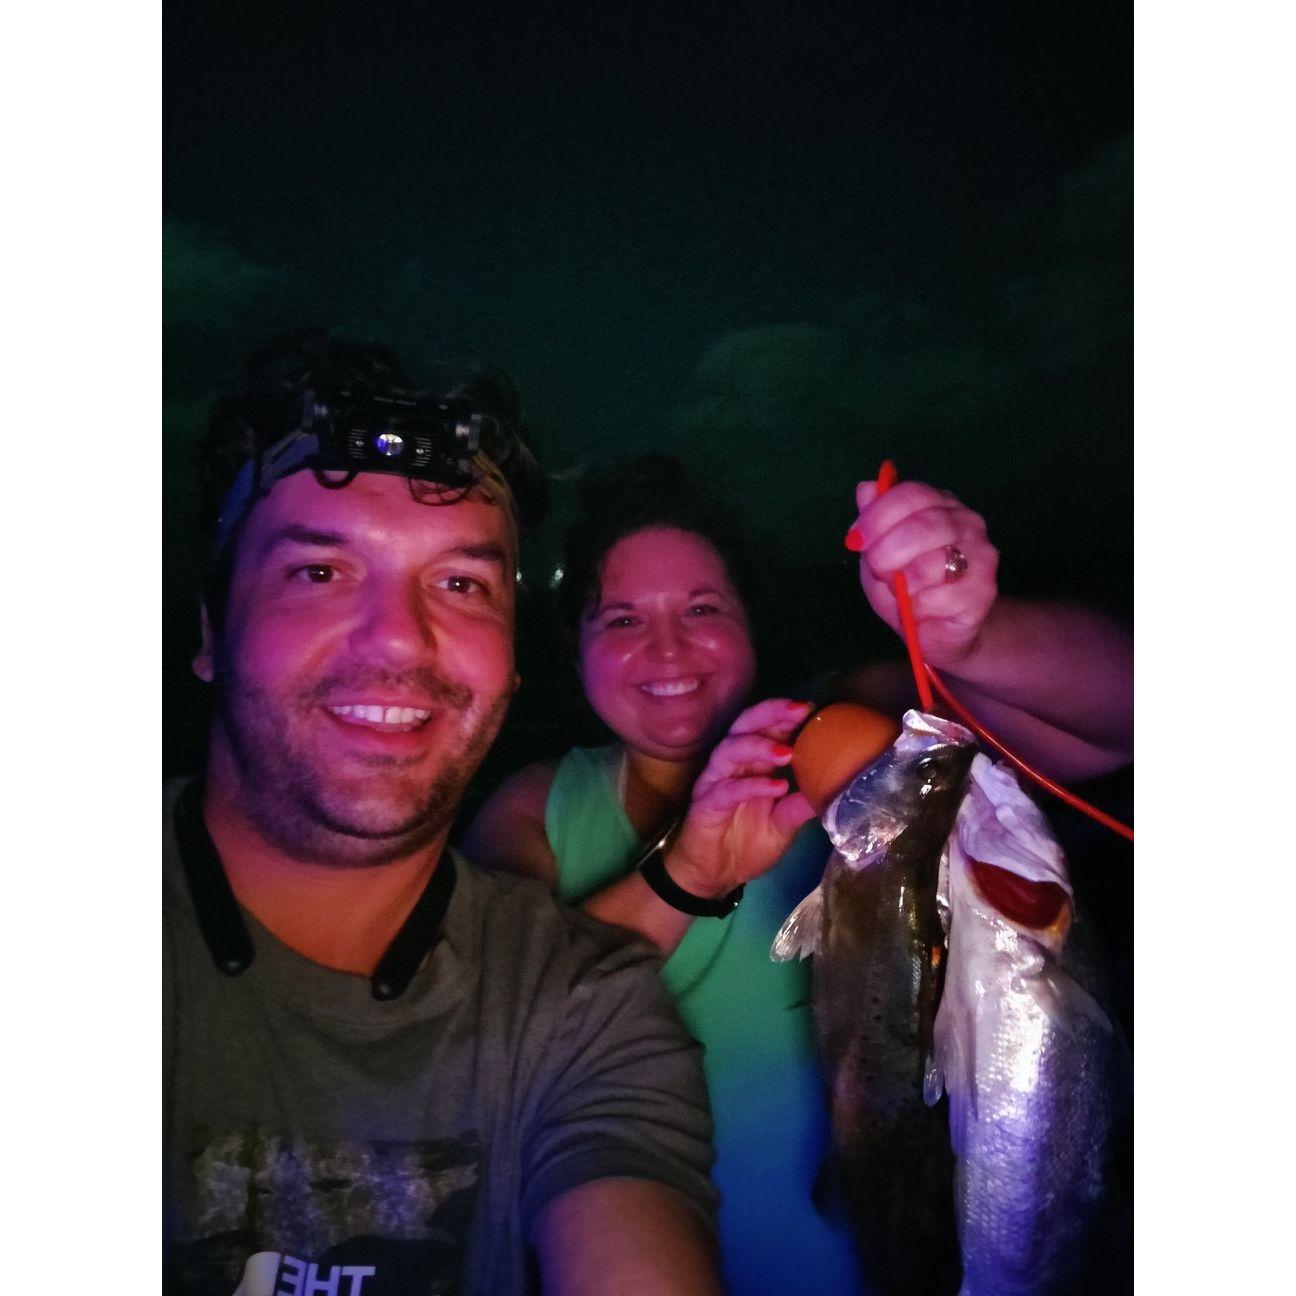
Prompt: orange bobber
<box><xmin>791</xmin><ymin>702</ymin><xmax>902</xmax><ymax>817</ymax></box>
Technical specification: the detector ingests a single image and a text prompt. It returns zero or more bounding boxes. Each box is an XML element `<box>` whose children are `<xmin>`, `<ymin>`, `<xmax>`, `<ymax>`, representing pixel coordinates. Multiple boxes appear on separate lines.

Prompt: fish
<box><xmin>925</xmin><ymin>754</ymin><xmax>1117</xmax><ymax>1296</ymax></box>
<box><xmin>774</xmin><ymin>709</ymin><xmax>977</xmax><ymax>1295</ymax></box>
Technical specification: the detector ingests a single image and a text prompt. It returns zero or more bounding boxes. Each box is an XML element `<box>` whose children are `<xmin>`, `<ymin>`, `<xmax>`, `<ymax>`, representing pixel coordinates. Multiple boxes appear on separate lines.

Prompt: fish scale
<box><xmin>949</xmin><ymin>976</ymin><xmax>1111</xmax><ymax>1295</ymax></box>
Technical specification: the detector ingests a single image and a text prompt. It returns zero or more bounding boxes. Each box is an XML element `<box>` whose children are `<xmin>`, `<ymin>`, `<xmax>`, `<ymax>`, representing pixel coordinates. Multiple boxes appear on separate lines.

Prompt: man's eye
<box><xmin>686</xmin><ymin>603</ymin><xmax>719</xmax><ymax>617</ymax></box>
<box><xmin>291</xmin><ymin>564</ymin><xmax>335</xmax><ymax>584</ymax></box>
<box><xmin>606</xmin><ymin>615</ymin><xmax>639</xmax><ymax>630</ymax></box>
<box><xmin>442</xmin><ymin>575</ymin><xmax>487</xmax><ymax>596</ymax></box>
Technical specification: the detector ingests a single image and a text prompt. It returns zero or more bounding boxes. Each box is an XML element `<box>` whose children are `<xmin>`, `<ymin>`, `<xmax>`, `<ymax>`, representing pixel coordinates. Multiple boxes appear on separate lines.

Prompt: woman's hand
<box><xmin>664</xmin><ymin>698</ymin><xmax>817</xmax><ymax>900</ymax></box>
<box><xmin>848</xmin><ymin>478</ymin><xmax>1000</xmax><ymax>668</ymax></box>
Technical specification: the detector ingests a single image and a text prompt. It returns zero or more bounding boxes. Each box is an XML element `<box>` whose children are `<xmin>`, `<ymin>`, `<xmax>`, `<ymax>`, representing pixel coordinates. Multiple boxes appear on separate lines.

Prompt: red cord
<box><xmin>874</xmin><ymin>461</ymin><xmax>936</xmax><ymax>711</ymax></box>
<box><xmin>924</xmin><ymin>665</ymin><xmax>1134</xmax><ymax>843</ymax></box>
<box><xmin>863</xmin><ymin>461</ymin><xmax>1134</xmax><ymax>844</ymax></box>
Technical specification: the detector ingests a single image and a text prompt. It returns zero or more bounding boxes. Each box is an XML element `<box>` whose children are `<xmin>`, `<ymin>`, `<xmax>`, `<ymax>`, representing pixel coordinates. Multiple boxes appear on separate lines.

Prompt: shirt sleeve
<box><xmin>518</xmin><ymin>916</ymin><xmax>719</xmax><ymax>1232</ymax></box>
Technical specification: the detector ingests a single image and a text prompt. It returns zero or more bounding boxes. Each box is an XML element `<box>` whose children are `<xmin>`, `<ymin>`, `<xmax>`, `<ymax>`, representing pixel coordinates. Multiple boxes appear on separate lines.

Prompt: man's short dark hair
<box><xmin>198</xmin><ymin>329</ymin><xmax>548</xmax><ymax>630</ymax></box>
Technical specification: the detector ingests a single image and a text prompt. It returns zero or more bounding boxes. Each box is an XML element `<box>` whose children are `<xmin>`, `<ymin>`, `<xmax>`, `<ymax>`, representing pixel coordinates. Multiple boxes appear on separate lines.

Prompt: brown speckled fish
<box><xmin>774</xmin><ymin>710</ymin><xmax>976</xmax><ymax>1295</ymax></box>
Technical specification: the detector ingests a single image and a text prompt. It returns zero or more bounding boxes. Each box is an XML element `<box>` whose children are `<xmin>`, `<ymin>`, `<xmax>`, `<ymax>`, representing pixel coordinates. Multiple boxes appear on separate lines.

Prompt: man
<box><xmin>164</xmin><ymin>334</ymin><xmax>806</xmax><ymax>1295</ymax></box>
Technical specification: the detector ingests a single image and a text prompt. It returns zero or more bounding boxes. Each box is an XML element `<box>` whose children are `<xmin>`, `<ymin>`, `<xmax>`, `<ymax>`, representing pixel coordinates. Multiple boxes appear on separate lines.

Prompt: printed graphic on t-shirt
<box><xmin>166</xmin><ymin>1127</ymin><xmax>482</xmax><ymax>1296</ymax></box>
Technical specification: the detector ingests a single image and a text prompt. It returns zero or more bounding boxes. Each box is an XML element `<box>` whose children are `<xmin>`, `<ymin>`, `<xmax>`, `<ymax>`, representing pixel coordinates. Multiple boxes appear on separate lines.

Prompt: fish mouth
<box><xmin>826</xmin><ymin>731</ymin><xmax>976</xmax><ymax>866</ymax></box>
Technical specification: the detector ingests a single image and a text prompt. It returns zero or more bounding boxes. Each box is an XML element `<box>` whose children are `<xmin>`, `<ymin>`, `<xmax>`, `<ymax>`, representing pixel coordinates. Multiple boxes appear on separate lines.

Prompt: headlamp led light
<box><xmin>215</xmin><ymin>386</ymin><xmax>493</xmax><ymax>553</ymax></box>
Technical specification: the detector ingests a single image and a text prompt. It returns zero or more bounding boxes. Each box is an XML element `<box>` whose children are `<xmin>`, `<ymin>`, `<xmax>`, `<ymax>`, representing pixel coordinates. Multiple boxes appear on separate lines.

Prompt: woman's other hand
<box><xmin>664</xmin><ymin>698</ymin><xmax>817</xmax><ymax>900</ymax></box>
<box><xmin>848</xmin><ymin>478</ymin><xmax>1000</xmax><ymax>668</ymax></box>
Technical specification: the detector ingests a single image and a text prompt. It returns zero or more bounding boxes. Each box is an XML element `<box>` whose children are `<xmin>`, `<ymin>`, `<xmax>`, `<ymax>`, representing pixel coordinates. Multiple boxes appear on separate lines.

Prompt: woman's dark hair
<box><xmin>558</xmin><ymin>454</ymin><xmax>763</xmax><ymax>650</ymax></box>
<box><xmin>197</xmin><ymin>328</ymin><xmax>548</xmax><ymax>629</ymax></box>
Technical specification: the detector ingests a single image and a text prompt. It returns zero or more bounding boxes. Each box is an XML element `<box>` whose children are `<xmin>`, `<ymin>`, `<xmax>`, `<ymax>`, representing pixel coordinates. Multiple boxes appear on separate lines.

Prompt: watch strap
<box><xmin>636</xmin><ymin>819</ymin><xmax>744</xmax><ymax>918</ymax></box>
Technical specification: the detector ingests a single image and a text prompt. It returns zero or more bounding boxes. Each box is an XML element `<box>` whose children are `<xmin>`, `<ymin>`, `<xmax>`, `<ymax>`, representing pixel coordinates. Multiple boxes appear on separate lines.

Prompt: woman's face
<box><xmin>578</xmin><ymin>526</ymin><xmax>757</xmax><ymax>762</ymax></box>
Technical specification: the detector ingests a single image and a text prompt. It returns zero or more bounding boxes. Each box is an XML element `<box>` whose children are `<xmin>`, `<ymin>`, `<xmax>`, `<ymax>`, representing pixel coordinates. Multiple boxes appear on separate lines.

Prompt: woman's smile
<box><xmin>635</xmin><ymin>675</ymin><xmax>704</xmax><ymax>698</ymax></box>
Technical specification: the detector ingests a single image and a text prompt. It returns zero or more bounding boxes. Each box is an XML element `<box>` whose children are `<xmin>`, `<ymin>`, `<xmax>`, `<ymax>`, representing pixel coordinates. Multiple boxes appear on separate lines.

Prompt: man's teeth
<box><xmin>639</xmin><ymin>678</ymin><xmax>701</xmax><ymax>698</ymax></box>
<box><xmin>329</xmin><ymin>704</ymin><xmax>432</xmax><ymax>726</ymax></box>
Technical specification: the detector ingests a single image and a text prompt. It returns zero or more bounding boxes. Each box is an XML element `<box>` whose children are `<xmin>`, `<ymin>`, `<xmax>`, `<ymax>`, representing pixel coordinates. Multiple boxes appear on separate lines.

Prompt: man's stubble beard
<box><xmin>210</xmin><ymin>652</ymin><xmax>511</xmax><ymax>868</ymax></box>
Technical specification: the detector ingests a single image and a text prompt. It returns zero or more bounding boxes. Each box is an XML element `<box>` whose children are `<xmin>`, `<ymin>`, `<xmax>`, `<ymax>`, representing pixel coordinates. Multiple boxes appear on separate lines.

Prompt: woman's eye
<box><xmin>686</xmin><ymin>603</ymin><xmax>719</xmax><ymax>617</ymax></box>
<box><xmin>606</xmin><ymin>615</ymin><xmax>639</xmax><ymax>630</ymax></box>
<box><xmin>442</xmin><ymin>575</ymin><xmax>486</xmax><ymax>596</ymax></box>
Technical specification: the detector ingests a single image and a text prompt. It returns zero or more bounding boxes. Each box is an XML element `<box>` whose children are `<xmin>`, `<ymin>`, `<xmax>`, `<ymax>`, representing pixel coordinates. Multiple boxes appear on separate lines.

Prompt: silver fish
<box><xmin>774</xmin><ymin>710</ymin><xmax>977</xmax><ymax>1295</ymax></box>
<box><xmin>926</xmin><ymin>755</ymin><xmax>1115</xmax><ymax>1296</ymax></box>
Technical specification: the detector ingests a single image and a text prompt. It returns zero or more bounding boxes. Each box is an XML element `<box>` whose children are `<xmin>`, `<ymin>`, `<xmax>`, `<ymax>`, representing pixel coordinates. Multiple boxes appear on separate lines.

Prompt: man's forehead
<box><xmin>241</xmin><ymin>470</ymin><xmax>514</xmax><ymax>553</ymax></box>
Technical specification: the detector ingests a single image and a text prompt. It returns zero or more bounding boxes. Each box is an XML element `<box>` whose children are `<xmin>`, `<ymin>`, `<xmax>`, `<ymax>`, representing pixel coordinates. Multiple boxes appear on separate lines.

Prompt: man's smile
<box><xmin>326</xmin><ymin>703</ymin><xmax>434</xmax><ymax>731</ymax></box>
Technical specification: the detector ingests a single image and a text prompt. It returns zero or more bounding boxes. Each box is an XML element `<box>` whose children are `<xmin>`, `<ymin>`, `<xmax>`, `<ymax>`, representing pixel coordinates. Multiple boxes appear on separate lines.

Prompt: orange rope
<box><xmin>924</xmin><ymin>664</ymin><xmax>1134</xmax><ymax>842</ymax></box>
<box><xmin>858</xmin><ymin>461</ymin><xmax>1133</xmax><ymax>844</ymax></box>
<box><xmin>874</xmin><ymin>460</ymin><xmax>935</xmax><ymax>711</ymax></box>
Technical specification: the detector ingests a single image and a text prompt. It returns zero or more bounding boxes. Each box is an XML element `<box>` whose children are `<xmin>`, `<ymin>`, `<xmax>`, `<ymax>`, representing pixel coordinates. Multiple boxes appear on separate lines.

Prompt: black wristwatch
<box><xmin>636</xmin><ymin>818</ymin><xmax>745</xmax><ymax>918</ymax></box>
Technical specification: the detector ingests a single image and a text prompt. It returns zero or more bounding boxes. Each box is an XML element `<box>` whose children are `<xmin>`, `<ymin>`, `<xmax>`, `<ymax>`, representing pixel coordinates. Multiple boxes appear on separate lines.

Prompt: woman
<box><xmin>463</xmin><ymin>456</ymin><xmax>1133</xmax><ymax>1294</ymax></box>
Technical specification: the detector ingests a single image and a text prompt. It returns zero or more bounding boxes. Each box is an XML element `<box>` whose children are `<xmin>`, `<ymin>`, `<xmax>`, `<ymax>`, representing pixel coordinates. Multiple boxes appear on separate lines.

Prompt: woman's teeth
<box><xmin>328</xmin><ymin>704</ymin><xmax>432</xmax><ymax>727</ymax></box>
<box><xmin>638</xmin><ymin>678</ymin><xmax>701</xmax><ymax>698</ymax></box>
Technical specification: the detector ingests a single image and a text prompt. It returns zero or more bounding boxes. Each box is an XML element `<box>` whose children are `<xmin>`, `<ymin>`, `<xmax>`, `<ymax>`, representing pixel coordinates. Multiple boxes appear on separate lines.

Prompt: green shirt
<box><xmin>545</xmin><ymin>746</ymin><xmax>867</xmax><ymax>1296</ymax></box>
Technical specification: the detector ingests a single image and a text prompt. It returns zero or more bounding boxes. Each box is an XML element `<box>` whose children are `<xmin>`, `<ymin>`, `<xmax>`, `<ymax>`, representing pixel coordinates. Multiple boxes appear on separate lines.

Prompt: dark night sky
<box><xmin>164</xmin><ymin>0</ymin><xmax>1132</xmax><ymax>772</ymax></box>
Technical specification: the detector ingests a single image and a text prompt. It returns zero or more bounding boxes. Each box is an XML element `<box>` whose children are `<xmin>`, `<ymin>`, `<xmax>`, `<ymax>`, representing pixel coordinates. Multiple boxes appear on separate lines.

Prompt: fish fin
<box><xmin>770</xmin><ymin>884</ymin><xmax>825</xmax><ymax>962</ymax></box>
<box><xmin>1033</xmin><ymin>963</ymin><xmax>1114</xmax><ymax>1037</ymax></box>
<box><xmin>922</xmin><ymin>1049</ymin><xmax>945</xmax><ymax>1107</ymax></box>
<box><xmin>929</xmin><ymin>986</ymin><xmax>979</xmax><ymax>1151</ymax></box>
<box><xmin>942</xmin><ymin>1026</ymin><xmax>979</xmax><ymax>1154</ymax></box>
<box><xmin>930</xmin><ymin>1028</ymin><xmax>977</xmax><ymax>1154</ymax></box>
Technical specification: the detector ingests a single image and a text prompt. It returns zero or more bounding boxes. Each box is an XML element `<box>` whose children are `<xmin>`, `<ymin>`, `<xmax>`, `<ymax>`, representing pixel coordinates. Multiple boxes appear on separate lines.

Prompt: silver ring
<box><xmin>944</xmin><ymin>545</ymin><xmax>969</xmax><ymax>582</ymax></box>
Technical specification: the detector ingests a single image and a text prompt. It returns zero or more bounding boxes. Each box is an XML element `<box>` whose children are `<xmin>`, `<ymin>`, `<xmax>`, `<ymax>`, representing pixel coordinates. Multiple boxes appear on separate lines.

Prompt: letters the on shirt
<box><xmin>170</xmin><ymin>1128</ymin><xmax>482</xmax><ymax>1295</ymax></box>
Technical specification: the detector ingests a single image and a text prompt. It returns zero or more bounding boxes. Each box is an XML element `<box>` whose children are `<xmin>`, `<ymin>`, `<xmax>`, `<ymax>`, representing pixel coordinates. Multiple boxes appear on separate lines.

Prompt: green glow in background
<box><xmin>164</xmin><ymin>1</ymin><xmax>1131</xmax><ymax>776</ymax></box>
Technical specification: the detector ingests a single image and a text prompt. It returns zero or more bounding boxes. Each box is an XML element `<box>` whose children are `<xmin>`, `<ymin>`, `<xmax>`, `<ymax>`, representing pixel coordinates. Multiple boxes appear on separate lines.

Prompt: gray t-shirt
<box><xmin>163</xmin><ymin>783</ymin><xmax>717</xmax><ymax>1296</ymax></box>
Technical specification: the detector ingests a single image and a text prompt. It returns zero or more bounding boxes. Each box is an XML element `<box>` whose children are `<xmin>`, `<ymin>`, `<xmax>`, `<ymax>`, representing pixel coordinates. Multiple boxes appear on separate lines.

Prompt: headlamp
<box><xmin>215</xmin><ymin>385</ymin><xmax>496</xmax><ymax>552</ymax></box>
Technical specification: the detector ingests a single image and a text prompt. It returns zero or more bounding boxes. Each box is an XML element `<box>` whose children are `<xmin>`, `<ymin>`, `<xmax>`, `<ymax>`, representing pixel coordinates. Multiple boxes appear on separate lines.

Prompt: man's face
<box><xmin>195</xmin><ymin>471</ymin><xmax>517</xmax><ymax>866</ymax></box>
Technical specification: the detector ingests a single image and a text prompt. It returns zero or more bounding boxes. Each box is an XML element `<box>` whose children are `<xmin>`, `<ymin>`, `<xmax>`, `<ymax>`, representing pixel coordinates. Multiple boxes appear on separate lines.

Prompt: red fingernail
<box><xmin>844</xmin><ymin>527</ymin><xmax>864</xmax><ymax>552</ymax></box>
<box><xmin>773</xmin><ymin>743</ymin><xmax>794</xmax><ymax>759</ymax></box>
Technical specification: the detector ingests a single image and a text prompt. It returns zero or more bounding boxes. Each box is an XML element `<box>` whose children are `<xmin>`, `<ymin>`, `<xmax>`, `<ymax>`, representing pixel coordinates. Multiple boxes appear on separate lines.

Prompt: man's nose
<box><xmin>348</xmin><ymin>578</ymin><xmax>435</xmax><ymax>666</ymax></box>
